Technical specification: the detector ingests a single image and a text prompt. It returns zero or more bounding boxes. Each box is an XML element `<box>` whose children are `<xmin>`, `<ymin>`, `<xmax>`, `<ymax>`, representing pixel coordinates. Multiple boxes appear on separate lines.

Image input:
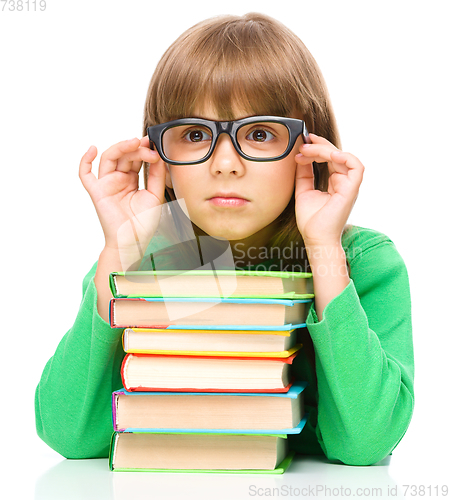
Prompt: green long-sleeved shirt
<box><xmin>35</xmin><ymin>225</ymin><xmax>414</xmax><ymax>466</ymax></box>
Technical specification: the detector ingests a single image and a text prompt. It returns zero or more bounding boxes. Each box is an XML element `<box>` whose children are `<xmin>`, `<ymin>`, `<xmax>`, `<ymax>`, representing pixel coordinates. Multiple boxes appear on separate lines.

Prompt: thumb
<box><xmin>79</xmin><ymin>145</ymin><xmax>98</xmax><ymax>193</ymax></box>
<box><xmin>146</xmin><ymin>157</ymin><xmax>167</xmax><ymax>205</ymax></box>
<box><xmin>295</xmin><ymin>159</ymin><xmax>315</xmax><ymax>196</ymax></box>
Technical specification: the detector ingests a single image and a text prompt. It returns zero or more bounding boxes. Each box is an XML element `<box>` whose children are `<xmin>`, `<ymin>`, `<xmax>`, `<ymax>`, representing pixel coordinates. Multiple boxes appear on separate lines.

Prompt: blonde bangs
<box><xmin>144</xmin><ymin>13</ymin><xmax>321</xmax><ymax>126</ymax></box>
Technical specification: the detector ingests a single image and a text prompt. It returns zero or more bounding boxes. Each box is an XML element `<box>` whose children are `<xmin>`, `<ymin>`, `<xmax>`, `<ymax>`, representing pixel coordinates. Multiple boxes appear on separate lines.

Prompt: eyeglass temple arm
<box><xmin>302</xmin><ymin>124</ymin><xmax>319</xmax><ymax>187</ymax></box>
<box><xmin>303</xmin><ymin>123</ymin><xmax>312</xmax><ymax>144</ymax></box>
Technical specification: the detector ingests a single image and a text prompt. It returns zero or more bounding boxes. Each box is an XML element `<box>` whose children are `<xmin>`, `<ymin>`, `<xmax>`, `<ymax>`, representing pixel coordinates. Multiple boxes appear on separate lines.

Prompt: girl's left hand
<box><xmin>294</xmin><ymin>134</ymin><xmax>365</xmax><ymax>247</ymax></box>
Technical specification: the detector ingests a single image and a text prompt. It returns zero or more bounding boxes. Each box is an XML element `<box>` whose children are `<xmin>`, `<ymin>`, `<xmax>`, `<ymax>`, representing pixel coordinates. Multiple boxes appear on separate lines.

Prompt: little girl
<box><xmin>35</xmin><ymin>13</ymin><xmax>414</xmax><ymax>466</ymax></box>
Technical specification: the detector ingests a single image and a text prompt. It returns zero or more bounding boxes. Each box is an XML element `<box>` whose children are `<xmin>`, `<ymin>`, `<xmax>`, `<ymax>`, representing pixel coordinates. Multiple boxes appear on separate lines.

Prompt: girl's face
<box><xmin>164</xmin><ymin>106</ymin><xmax>300</xmax><ymax>243</ymax></box>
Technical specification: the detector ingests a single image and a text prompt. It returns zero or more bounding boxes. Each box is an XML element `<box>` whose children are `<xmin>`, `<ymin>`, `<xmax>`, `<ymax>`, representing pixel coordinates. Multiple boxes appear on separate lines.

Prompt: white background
<box><xmin>1</xmin><ymin>0</ymin><xmax>449</xmax><ymax>498</ymax></box>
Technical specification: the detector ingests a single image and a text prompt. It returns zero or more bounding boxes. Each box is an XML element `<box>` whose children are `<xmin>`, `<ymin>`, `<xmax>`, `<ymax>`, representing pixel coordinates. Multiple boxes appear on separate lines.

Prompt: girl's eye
<box><xmin>184</xmin><ymin>129</ymin><xmax>211</xmax><ymax>142</ymax></box>
<box><xmin>246</xmin><ymin>129</ymin><xmax>275</xmax><ymax>142</ymax></box>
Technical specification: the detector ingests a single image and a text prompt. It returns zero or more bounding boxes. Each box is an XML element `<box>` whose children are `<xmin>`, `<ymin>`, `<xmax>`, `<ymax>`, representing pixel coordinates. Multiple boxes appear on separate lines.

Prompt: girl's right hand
<box><xmin>79</xmin><ymin>137</ymin><xmax>166</xmax><ymax>263</ymax></box>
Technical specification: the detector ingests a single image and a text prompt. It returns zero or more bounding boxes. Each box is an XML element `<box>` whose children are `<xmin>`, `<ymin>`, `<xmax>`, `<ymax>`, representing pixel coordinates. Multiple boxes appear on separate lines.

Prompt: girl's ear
<box><xmin>165</xmin><ymin>164</ymin><xmax>173</xmax><ymax>189</ymax></box>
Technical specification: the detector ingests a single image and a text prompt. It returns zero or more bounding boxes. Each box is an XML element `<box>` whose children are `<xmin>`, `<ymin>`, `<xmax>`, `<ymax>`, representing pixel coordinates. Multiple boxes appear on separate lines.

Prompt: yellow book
<box><xmin>122</xmin><ymin>328</ymin><xmax>300</xmax><ymax>357</ymax></box>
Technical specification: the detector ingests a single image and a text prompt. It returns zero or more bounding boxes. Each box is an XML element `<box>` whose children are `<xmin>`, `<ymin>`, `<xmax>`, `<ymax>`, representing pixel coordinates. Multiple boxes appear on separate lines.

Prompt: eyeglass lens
<box><xmin>161</xmin><ymin>121</ymin><xmax>290</xmax><ymax>163</ymax></box>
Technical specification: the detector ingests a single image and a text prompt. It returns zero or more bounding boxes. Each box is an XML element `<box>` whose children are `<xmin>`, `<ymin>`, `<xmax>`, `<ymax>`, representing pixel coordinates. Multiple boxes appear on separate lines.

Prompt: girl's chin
<box><xmin>194</xmin><ymin>222</ymin><xmax>257</xmax><ymax>242</ymax></box>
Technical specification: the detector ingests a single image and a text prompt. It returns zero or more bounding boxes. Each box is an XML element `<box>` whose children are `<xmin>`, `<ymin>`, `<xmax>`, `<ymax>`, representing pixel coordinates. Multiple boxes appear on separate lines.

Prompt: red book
<box><xmin>121</xmin><ymin>352</ymin><xmax>298</xmax><ymax>393</ymax></box>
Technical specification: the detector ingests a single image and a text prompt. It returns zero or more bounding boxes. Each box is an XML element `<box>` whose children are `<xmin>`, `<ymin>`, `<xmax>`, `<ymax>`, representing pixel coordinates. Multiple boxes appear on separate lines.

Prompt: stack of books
<box><xmin>107</xmin><ymin>269</ymin><xmax>313</xmax><ymax>473</ymax></box>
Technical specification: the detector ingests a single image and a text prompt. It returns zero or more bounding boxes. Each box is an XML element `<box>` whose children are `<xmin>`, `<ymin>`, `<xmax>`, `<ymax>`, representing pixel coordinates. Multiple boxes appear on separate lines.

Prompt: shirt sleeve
<box><xmin>35</xmin><ymin>262</ymin><xmax>125</xmax><ymax>459</ymax></box>
<box><xmin>306</xmin><ymin>235</ymin><xmax>414</xmax><ymax>465</ymax></box>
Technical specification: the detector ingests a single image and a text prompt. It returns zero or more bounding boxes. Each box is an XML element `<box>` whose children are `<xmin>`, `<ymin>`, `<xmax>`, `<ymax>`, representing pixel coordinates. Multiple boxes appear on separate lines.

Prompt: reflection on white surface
<box><xmin>35</xmin><ymin>455</ymin><xmax>398</xmax><ymax>500</ymax></box>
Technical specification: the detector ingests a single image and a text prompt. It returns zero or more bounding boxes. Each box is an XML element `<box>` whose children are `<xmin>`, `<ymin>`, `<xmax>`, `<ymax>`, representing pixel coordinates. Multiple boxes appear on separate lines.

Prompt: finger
<box><xmin>296</xmin><ymin>154</ymin><xmax>347</xmax><ymax>183</ymax></box>
<box><xmin>136</xmin><ymin>135</ymin><xmax>159</xmax><ymax>171</ymax></box>
<box><xmin>326</xmin><ymin>153</ymin><xmax>363</xmax><ymax>201</ymax></box>
<box><xmin>297</xmin><ymin>146</ymin><xmax>352</xmax><ymax>183</ymax></box>
<box><xmin>98</xmin><ymin>138</ymin><xmax>139</xmax><ymax>178</ymax></box>
<box><xmin>128</xmin><ymin>136</ymin><xmax>152</xmax><ymax>173</ymax></box>
<box><xmin>98</xmin><ymin>138</ymin><xmax>158</xmax><ymax>177</ymax></box>
<box><xmin>140</xmin><ymin>135</ymin><xmax>150</xmax><ymax>148</ymax></box>
<box><xmin>330</xmin><ymin>151</ymin><xmax>365</xmax><ymax>186</ymax></box>
<box><xmin>97</xmin><ymin>138</ymin><xmax>140</xmax><ymax>178</ymax></box>
<box><xmin>308</xmin><ymin>133</ymin><xmax>339</xmax><ymax>148</ymax></box>
<box><xmin>326</xmin><ymin>171</ymin><xmax>338</xmax><ymax>195</ymax></box>
<box><xmin>146</xmin><ymin>157</ymin><xmax>168</xmax><ymax>204</ymax></box>
<box><xmin>79</xmin><ymin>145</ymin><xmax>98</xmax><ymax>193</ymax></box>
<box><xmin>115</xmin><ymin>147</ymin><xmax>160</xmax><ymax>173</ymax></box>
<box><xmin>297</xmin><ymin>143</ymin><xmax>339</xmax><ymax>164</ymax></box>
<box><xmin>295</xmin><ymin>160</ymin><xmax>315</xmax><ymax>195</ymax></box>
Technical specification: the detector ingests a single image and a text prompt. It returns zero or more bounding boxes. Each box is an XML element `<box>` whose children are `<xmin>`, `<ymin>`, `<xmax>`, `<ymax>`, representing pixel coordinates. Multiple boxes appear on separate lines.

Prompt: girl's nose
<box><xmin>209</xmin><ymin>134</ymin><xmax>245</xmax><ymax>175</ymax></box>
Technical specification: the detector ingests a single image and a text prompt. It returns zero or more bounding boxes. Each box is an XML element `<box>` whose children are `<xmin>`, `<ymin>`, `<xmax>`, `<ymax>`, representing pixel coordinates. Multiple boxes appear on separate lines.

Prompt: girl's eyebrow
<box><xmin>186</xmin><ymin>114</ymin><xmax>267</xmax><ymax>122</ymax></box>
<box><xmin>183</xmin><ymin>114</ymin><xmax>214</xmax><ymax>121</ymax></box>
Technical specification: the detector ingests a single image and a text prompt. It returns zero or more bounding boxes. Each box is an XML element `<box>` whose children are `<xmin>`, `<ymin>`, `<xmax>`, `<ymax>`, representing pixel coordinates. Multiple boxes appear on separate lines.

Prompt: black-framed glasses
<box><xmin>147</xmin><ymin>116</ymin><xmax>310</xmax><ymax>165</ymax></box>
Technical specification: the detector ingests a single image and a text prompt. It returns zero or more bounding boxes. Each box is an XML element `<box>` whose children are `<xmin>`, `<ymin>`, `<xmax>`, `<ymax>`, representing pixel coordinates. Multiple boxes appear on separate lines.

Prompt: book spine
<box><xmin>109</xmin><ymin>432</ymin><xmax>118</xmax><ymax>471</ymax></box>
<box><xmin>109</xmin><ymin>273</ymin><xmax>117</xmax><ymax>297</ymax></box>
<box><xmin>126</xmin><ymin>351</ymin><xmax>299</xmax><ymax>363</ymax></box>
<box><xmin>111</xmin><ymin>391</ymin><xmax>127</xmax><ymax>432</ymax></box>
<box><xmin>122</xmin><ymin>382</ymin><xmax>295</xmax><ymax>393</ymax></box>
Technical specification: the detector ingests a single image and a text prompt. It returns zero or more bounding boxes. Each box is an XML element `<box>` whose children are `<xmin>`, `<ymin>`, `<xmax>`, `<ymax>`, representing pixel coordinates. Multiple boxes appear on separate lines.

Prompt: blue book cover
<box><xmin>109</xmin><ymin>297</ymin><xmax>312</xmax><ymax>329</ymax></box>
<box><xmin>112</xmin><ymin>382</ymin><xmax>308</xmax><ymax>433</ymax></box>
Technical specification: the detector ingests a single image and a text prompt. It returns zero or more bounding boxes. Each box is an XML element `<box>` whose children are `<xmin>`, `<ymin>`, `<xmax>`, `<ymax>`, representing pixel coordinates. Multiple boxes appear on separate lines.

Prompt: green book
<box><xmin>109</xmin><ymin>431</ymin><xmax>295</xmax><ymax>473</ymax></box>
<box><xmin>109</xmin><ymin>269</ymin><xmax>314</xmax><ymax>299</ymax></box>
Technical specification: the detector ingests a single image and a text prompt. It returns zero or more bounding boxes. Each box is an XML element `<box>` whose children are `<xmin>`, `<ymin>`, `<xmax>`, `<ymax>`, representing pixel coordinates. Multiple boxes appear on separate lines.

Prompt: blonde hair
<box><xmin>142</xmin><ymin>13</ymin><xmax>342</xmax><ymax>270</ymax></box>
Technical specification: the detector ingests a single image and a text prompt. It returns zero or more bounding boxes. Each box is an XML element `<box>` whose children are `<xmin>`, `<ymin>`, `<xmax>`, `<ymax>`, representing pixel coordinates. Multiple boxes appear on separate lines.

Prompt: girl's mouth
<box><xmin>208</xmin><ymin>197</ymin><xmax>249</xmax><ymax>207</ymax></box>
